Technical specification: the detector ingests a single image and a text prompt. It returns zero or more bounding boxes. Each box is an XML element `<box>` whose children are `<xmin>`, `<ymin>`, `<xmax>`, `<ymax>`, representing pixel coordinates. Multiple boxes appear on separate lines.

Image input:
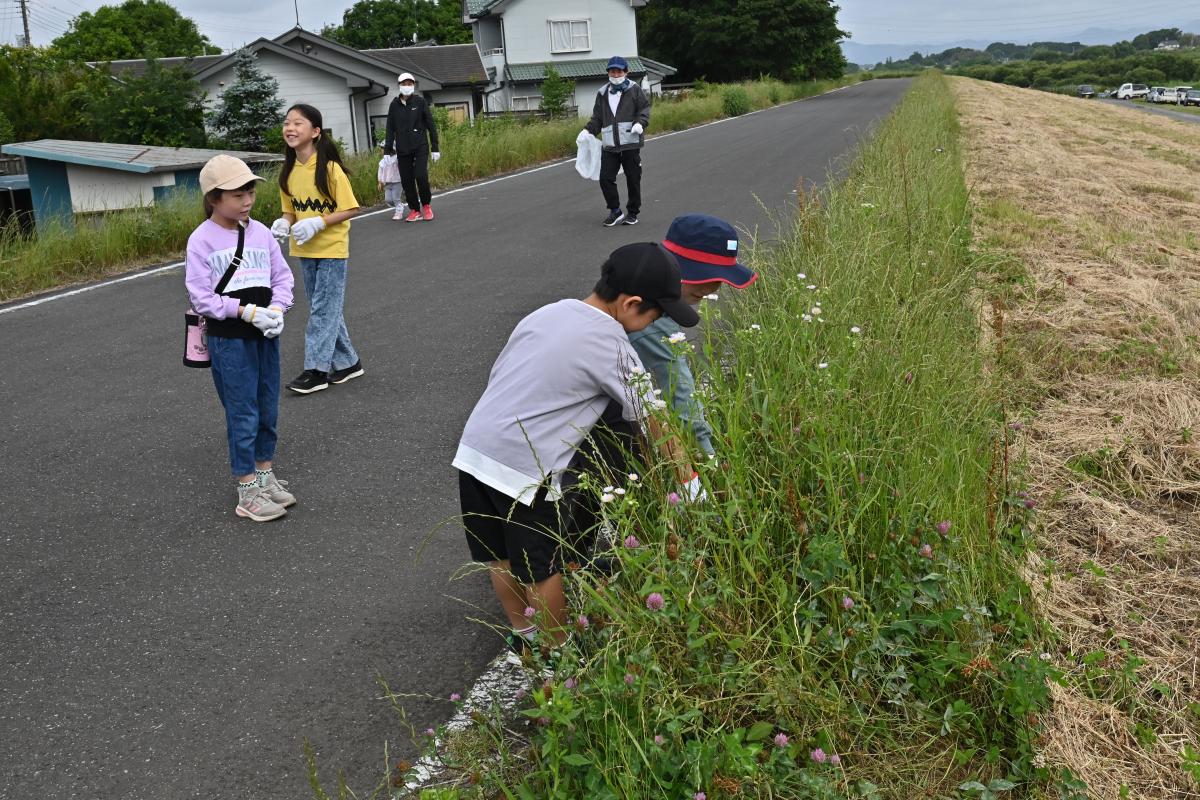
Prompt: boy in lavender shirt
<box><xmin>454</xmin><ymin>242</ymin><xmax>702</xmax><ymax>653</ymax></box>
<box><xmin>185</xmin><ymin>155</ymin><xmax>295</xmax><ymax>522</ymax></box>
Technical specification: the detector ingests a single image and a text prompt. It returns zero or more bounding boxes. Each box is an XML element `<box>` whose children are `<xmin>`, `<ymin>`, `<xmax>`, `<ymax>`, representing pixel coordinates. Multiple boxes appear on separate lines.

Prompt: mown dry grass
<box><xmin>954</xmin><ymin>77</ymin><xmax>1200</xmax><ymax>798</ymax></box>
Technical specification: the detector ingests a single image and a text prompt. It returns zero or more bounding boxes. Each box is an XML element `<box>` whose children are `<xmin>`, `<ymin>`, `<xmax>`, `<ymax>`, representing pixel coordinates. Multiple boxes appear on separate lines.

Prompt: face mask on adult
<box><xmin>609</xmin><ymin>75</ymin><xmax>626</xmax><ymax>87</ymax></box>
<box><xmin>399</xmin><ymin>85</ymin><xmax>415</xmax><ymax>97</ymax></box>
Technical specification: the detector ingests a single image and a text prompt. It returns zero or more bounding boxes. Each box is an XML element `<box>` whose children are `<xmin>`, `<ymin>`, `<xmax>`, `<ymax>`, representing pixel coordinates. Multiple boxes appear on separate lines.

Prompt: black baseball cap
<box><xmin>601</xmin><ymin>242</ymin><xmax>700</xmax><ymax>328</ymax></box>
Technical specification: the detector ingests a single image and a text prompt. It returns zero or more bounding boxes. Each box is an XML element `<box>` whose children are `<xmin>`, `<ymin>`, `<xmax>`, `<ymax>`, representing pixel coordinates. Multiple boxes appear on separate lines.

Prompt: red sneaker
<box><xmin>421</xmin><ymin>204</ymin><xmax>434</xmax><ymax>221</ymax></box>
<box><xmin>405</xmin><ymin>209</ymin><xmax>421</xmax><ymax>222</ymax></box>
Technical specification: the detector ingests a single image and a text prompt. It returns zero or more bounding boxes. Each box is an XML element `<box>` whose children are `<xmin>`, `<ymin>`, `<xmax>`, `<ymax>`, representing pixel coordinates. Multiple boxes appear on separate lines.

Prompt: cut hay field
<box><xmin>956</xmin><ymin>76</ymin><xmax>1200</xmax><ymax>799</ymax></box>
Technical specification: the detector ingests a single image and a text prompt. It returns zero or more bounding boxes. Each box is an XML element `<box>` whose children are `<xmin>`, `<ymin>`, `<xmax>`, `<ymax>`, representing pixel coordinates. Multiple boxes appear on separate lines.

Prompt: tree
<box><xmin>321</xmin><ymin>0</ymin><xmax>471</xmax><ymax>50</ymax></box>
<box><xmin>207</xmin><ymin>50</ymin><xmax>284</xmax><ymax>152</ymax></box>
<box><xmin>539</xmin><ymin>65</ymin><xmax>575</xmax><ymax>118</ymax></box>
<box><xmin>0</xmin><ymin>46</ymin><xmax>110</xmax><ymax>141</ymax></box>
<box><xmin>89</xmin><ymin>59</ymin><xmax>207</xmax><ymax>147</ymax></box>
<box><xmin>637</xmin><ymin>0</ymin><xmax>847</xmax><ymax>83</ymax></box>
<box><xmin>1131</xmin><ymin>28</ymin><xmax>1182</xmax><ymax>51</ymax></box>
<box><xmin>52</xmin><ymin>0</ymin><xmax>219</xmax><ymax>61</ymax></box>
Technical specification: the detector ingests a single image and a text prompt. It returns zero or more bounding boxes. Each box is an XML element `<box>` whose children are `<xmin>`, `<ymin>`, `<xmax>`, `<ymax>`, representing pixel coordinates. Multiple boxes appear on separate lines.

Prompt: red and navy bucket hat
<box><xmin>661</xmin><ymin>214</ymin><xmax>758</xmax><ymax>288</ymax></box>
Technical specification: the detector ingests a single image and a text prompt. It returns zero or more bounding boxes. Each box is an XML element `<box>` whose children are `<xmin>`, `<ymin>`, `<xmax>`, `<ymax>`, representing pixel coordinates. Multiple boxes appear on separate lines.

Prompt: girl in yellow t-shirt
<box><xmin>271</xmin><ymin>104</ymin><xmax>363</xmax><ymax>395</ymax></box>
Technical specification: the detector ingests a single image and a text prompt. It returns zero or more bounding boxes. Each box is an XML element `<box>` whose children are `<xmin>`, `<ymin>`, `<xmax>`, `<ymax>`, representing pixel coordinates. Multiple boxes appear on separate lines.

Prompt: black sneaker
<box><xmin>602</xmin><ymin>209</ymin><xmax>625</xmax><ymax>227</ymax></box>
<box><xmin>622</xmin><ymin>213</ymin><xmax>639</xmax><ymax>226</ymax></box>
<box><xmin>329</xmin><ymin>360</ymin><xmax>364</xmax><ymax>385</ymax></box>
<box><xmin>505</xmin><ymin>630</ymin><xmax>532</xmax><ymax>656</ymax></box>
<box><xmin>286</xmin><ymin>369</ymin><xmax>329</xmax><ymax>394</ymax></box>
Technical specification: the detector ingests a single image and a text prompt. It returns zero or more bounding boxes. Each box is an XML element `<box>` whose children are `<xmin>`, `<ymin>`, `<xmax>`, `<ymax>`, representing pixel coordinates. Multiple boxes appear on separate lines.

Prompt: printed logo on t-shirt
<box><xmin>208</xmin><ymin>246</ymin><xmax>272</xmax><ymax>293</ymax></box>
<box><xmin>291</xmin><ymin>197</ymin><xmax>337</xmax><ymax>213</ymax></box>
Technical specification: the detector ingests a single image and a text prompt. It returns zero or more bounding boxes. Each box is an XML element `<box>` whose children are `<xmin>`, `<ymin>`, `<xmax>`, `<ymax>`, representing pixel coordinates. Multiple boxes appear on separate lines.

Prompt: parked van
<box><xmin>1116</xmin><ymin>83</ymin><xmax>1149</xmax><ymax>99</ymax></box>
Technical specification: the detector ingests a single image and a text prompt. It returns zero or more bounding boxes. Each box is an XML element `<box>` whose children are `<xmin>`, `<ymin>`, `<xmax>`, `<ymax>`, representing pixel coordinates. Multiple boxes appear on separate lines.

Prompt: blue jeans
<box><xmin>299</xmin><ymin>258</ymin><xmax>359</xmax><ymax>373</ymax></box>
<box><xmin>208</xmin><ymin>335</ymin><xmax>280</xmax><ymax>476</ymax></box>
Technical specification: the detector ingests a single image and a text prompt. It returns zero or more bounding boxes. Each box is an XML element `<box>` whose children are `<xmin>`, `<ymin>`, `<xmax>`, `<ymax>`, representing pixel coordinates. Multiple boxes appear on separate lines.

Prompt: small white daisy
<box><xmin>628</xmin><ymin>473</ymin><xmax>640</xmax><ymax>482</ymax></box>
<box><xmin>750</xmin><ymin>323</ymin><xmax>761</xmax><ymax>331</ymax></box>
<box><xmin>817</xmin><ymin>362</ymin><xmax>829</xmax><ymax>369</ymax></box>
<box><xmin>703</xmin><ymin>293</ymin><xmax>719</xmax><ymax>301</ymax></box>
<box><xmin>667</xmin><ymin>332</ymin><xmax>687</xmax><ymax>344</ymax></box>
<box><xmin>807</xmin><ymin>284</ymin><xmax>817</xmax><ymax>290</ymax></box>
<box><xmin>850</xmin><ymin>326</ymin><xmax>861</xmax><ymax>334</ymax></box>
<box><xmin>600</xmin><ymin>493</ymin><xmax>615</xmax><ymax>504</ymax></box>
<box><xmin>797</xmin><ymin>272</ymin><xmax>807</xmax><ymax>279</ymax></box>
<box><xmin>811</xmin><ymin>307</ymin><xmax>822</xmax><ymax>316</ymax></box>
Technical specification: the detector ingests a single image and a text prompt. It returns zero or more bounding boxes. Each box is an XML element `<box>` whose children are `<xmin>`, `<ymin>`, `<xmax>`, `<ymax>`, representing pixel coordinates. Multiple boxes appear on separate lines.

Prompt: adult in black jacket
<box><xmin>385</xmin><ymin>72</ymin><xmax>440</xmax><ymax>221</ymax></box>
<box><xmin>583</xmin><ymin>56</ymin><xmax>651</xmax><ymax>227</ymax></box>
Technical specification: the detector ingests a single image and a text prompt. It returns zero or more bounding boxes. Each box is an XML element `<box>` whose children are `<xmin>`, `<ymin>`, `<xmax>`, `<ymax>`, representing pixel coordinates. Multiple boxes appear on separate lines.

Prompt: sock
<box><xmin>513</xmin><ymin>624</ymin><xmax>538</xmax><ymax>642</ymax></box>
<box><xmin>238</xmin><ymin>479</ymin><xmax>257</xmax><ymax>495</ymax></box>
<box><xmin>256</xmin><ymin>468</ymin><xmax>273</xmax><ymax>487</ymax></box>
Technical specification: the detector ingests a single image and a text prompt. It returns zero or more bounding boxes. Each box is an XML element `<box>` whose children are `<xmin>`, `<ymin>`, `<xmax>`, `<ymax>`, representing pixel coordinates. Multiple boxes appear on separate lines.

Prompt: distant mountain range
<box><xmin>841</xmin><ymin>20</ymin><xmax>1200</xmax><ymax>66</ymax></box>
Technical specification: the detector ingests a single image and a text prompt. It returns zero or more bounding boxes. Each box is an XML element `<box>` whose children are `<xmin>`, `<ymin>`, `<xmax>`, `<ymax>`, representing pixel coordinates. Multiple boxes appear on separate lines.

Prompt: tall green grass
<box><xmin>0</xmin><ymin>78</ymin><xmax>856</xmax><ymax>303</ymax></box>
<box><xmin>397</xmin><ymin>72</ymin><xmax>1054</xmax><ymax>800</ymax></box>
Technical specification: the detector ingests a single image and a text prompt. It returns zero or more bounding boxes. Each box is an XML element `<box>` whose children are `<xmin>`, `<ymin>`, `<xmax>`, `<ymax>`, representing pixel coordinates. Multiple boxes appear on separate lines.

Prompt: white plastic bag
<box><xmin>575</xmin><ymin>131</ymin><xmax>601</xmax><ymax>181</ymax></box>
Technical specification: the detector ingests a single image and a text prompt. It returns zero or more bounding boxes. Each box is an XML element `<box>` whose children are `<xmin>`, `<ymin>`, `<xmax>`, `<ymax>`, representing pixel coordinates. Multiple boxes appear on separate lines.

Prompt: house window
<box><xmin>549</xmin><ymin>19</ymin><xmax>590</xmax><ymax>53</ymax></box>
<box><xmin>511</xmin><ymin>96</ymin><xmax>542</xmax><ymax>111</ymax></box>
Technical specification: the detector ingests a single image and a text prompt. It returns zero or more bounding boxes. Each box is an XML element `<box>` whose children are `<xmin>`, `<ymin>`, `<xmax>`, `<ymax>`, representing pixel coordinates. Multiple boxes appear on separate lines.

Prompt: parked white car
<box><xmin>1116</xmin><ymin>83</ymin><xmax>1149</xmax><ymax>99</ymax></box>
<box><xmin>1150</xmin><ymin>87</ymin><xmax>1177</xmax><ymax>103</ymax></box>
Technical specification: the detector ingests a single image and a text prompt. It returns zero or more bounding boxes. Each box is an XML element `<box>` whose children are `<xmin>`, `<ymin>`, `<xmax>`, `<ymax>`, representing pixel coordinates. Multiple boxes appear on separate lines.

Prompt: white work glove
<box><xmin>431</xmin><ymin>151</ymin><xmax>441</xmax><ymax>163</ymax></box>
<box><xmin>263</xmin><ymin>305</ymin><xmax>285</xmax><ymax>339</ymax></box>
<box><xmin>269</xmin><ymin>217</ymin><xmax>291</xmax><ymax>240</ymax></box>
<box><xmin>631</xmin><ymin>123</ymin><xmax>644</xmax><ymax>136</ymax></box>
<box><xmin>291</xmin><ymin>216</ymin><xmax>326</xmax><ymax>246</ymax></box>
<box><xmin>680</xmin><ymin>474</ymin><xmax>707</xmax><ymax>504</ymax></box>
<box><xmin>577</xmin><ymin>129</ymin><xmax>592</xmax><ymax>143</ymax></box>
<box><xmin>240</xmin><ymin>304</ymin><xmax>283</xmax><ymax>335</ymax></box>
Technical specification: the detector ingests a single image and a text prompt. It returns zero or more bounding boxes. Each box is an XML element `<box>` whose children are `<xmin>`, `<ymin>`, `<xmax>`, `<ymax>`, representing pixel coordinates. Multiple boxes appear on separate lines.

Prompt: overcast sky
<box><xmin>5</xmin><ymin>0</ymin><xmax>1199</xmax><ymax>50</ymax></box>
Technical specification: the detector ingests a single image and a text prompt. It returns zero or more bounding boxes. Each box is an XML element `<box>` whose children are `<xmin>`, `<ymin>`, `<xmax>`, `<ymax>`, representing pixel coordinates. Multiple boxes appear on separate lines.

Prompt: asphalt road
<box><xmin>0</xmin><ymin>77</ymin><xmax>911</xmax><ymax>800</ymax></box>
<box><xmin>1098</xmin><ymin>97</ymin><xmax>1200</xmax><ymax>124</ymax></box>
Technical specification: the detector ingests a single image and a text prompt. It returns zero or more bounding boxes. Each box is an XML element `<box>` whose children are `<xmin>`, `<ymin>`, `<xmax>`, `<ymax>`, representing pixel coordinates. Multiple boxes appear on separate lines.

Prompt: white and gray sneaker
<box><xmin>235</xmin><ymin>483</ymin><xmax>287</xmax><ymax>522</ymax></box>
<box><xmin>257</xmin><ymin>470</ymin><xmax>296</xmax><ymax>508</ymax></box>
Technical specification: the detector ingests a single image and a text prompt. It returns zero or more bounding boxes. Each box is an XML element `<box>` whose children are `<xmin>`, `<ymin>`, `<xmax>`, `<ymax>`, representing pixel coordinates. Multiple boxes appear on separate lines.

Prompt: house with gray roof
<box><xmin>463</xmin><ymin>0</ymin><xmax>674</xmax><ymax>114</ymax></box>
<box><xmin>98</xmin><ymin>28</ymin><xmax>488</xmax><ymax>154</ymax></box>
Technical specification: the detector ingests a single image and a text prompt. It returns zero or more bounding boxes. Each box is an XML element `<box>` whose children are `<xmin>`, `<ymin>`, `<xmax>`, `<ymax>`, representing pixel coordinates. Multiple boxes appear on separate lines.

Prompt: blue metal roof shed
<box><xmin>0</xmin><ymin>140</ymin><xmax>282</xmax><ymax>232</ymax></box>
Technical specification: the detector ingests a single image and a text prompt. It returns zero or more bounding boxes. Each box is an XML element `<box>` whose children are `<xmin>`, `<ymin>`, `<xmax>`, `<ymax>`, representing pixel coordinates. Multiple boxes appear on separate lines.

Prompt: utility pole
<box><xmin>18</xmin><ymin>0</ymin><xmax>32</xmax><ymax>47</ymax></box>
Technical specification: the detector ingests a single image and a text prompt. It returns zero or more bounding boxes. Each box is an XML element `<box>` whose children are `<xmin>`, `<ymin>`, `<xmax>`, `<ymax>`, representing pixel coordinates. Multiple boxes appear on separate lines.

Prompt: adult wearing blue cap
<box><xmin>583</xmin><ymin>56</ymin><xmax>651</xmax><ymax>227</ymax></box>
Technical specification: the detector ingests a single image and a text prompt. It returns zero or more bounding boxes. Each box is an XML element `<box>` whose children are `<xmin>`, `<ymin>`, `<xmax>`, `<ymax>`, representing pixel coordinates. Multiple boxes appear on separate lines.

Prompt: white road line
<box><xmin>0</xmin><ymin>83</ymin><xmax>861</xmax><ymax>317</ymax></box>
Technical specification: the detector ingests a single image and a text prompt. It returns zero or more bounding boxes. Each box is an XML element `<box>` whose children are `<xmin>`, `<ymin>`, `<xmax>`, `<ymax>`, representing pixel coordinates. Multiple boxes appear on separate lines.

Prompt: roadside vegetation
<box><xmin>353</xmin><ymin>72</ymin><xmax>1070</xmax><ymax>800</ymax></box>
<box><xmin>0</xmin><ymin>76</ymin><xmax>855</xmax><ymax>303</ymax></box>
<box><xmin>955</xmin><ymin>76</ymin><xmax>1200</xmax><ymax>799</ymax></box>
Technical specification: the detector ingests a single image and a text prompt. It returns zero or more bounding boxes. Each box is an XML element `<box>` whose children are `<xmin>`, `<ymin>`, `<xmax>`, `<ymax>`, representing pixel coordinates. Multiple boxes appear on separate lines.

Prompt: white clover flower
<box><xmin>817</xmin><ymin>362</ymin><xmax>829</xmax><ymax>369</ymax></box>
<box><xmin>614</xmin><ymin>487</ymin><xmax>626</xmax><ymax>496</ymax></box>
<box><xmin>807</xmin><ymin>284</ymin><xmax>817</xmax><ymax>290</ymax></box>
<box><xmin>1039</xmin><ymin>652</ymin><xmax>1052</xmax><ymax>662</ymax></box>
<box><xmin>811</xmin><ymin>307</ymin><xmax>822</xmax><ymax>316</ymax></box>
<box><xmin>649</xmin><ymin>398</ymin><xmax>668</xmax><ymax>410</ymax></box>
<box><xmin>703</xmin><ymin>293</ymin><xmax>719</xmax><ymax>301</ymax></box>
<box><xmin>861</xmin><ymin>202</ymin><xmax>876</xmax><ymax>209</ymax></box>
<box><xmin>802</xmin><ymin>314</ymin><xmax>813</xmax><ymax>322</ymax></box>
<box><xmin>667</xmin><ymin>332</ymin><xmax>687</xmax><ymax>344</ymax></box>
<box><xmin>600</xmin><ymin>492</ymin><xmax>616</xmax><ymax>504</ymax></box>
<box><xmin>653</xmin><ymin>388</ymin><xmax>663</xmax><ymax>395</ymax></box>
<box><xmin>850</xmin><ymin>326</ymin><xmax>861</xmax><ymax>334</ymax></box>
<box><xmin>628</xmin><ymin>473</ymin><xmax>640</xmax><ymax>482</ymax></box>
<box><xmin>750</xmin><ymin>323</ymin><xmax>761</xmax><ymax>330</ymax></box>
<box><xmin>797</xmin><ymin>272</ymin><xmax>806</xmax><ymax>279</ymax></box>
<box><xmin>629</xmin><ymin>365</ymin><xmax>645</xmax><ymax>376</ymax></box>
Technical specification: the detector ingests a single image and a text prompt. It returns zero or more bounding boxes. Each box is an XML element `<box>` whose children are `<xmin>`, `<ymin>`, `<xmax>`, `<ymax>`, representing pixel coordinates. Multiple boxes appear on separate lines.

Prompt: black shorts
<box><xmin>458</xmin><ymin>470</ymin><xmax>565</xmax><ymax>584</ymax></box>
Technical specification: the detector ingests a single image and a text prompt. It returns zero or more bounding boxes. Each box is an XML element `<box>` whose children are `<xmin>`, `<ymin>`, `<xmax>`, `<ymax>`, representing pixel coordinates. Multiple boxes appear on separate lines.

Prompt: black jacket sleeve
<box><xmin>585</xmin><ymin>89</ymin><xmax>604</xmax><ymax>135</ymax></box>
<box><xmin>423</xmin><ymin>98</ymin><xmax>439</xmax><ymax>152</ymax></box>
<box><xmin>385</xmin><ymin>100</ymin><xmax>397</xmax><ymax>152</ymax></box>
<box><xmin>634</xmin><ymin>86</ymin><xmax>650</xmax><ymax>128</ymax></box>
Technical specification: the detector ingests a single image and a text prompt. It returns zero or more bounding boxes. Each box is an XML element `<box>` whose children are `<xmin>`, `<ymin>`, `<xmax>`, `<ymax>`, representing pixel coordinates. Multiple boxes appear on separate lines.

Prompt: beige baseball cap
<box><xmin>199</xmin><ymin>154</ymin><xmax>265</xmax><ymax>194</ymax></box>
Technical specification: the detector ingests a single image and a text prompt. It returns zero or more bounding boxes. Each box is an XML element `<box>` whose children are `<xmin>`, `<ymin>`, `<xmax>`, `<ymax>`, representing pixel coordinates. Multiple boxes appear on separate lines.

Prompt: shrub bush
<box><xmin>722</xmin><ymin>86</ymin><xmax>752</xmax><ymax>116</ymax></box>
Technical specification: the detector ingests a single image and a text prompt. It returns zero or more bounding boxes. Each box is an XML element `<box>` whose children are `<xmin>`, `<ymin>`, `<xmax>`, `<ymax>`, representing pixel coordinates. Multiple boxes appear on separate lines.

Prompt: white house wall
<box><xmin>200</xmin><ymin>52</ymin><xmax>355</xmax><ymax>151</ymax></box>
<box><xmin>66</xmin><ymin>166</ymin><xmax>173</xmax><ymax>213</ymax></box>
<box><xmin>500</xmin><ymin>0</ymin><xmax>638</xmax><ymax>64</ymax></box>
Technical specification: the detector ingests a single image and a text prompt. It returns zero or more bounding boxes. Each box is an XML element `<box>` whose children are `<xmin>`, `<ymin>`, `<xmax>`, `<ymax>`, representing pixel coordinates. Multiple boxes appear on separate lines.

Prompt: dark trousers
<box><xmin>398</xmin><ymin>148</ymin><xmax>432</xmax><ymax>209</ymax></box>
<box><xmin>563</xmin><ymin>400</ymin><xmax>640</xmax><ymax>549</ymax></box>
<box><xmin>599</xmin><ymin>149</ymin><xmax>642</xmax><ymax>214</ymax></box>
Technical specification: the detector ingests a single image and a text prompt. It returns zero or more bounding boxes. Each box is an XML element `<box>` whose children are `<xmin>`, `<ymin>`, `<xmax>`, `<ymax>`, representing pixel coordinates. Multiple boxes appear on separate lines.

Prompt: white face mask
<box><xmin>609</xmin><ymin>75</ymin><xmax>626</xmax><ymax>86</ymax></box>
<box><xmin>399</xmin><ymin>84</ymin><xmax>415</xmax><ymax>96</ymax></box>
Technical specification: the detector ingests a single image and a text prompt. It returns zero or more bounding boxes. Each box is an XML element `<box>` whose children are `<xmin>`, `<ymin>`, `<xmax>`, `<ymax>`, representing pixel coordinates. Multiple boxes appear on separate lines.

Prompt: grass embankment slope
<box><xmin>382</xmin><ymin>72</ymin><xmax>1059</xmax><ymax>800</ymax></box>
<box><xmin>955</xmin><ymin>76</ymin><xmax>1200</xmax><ymax>798</ymax></box>
<box><xmin>0</xmin><ymin>78</ymin><xmax>854</xmax><ymax>304</ymax></box>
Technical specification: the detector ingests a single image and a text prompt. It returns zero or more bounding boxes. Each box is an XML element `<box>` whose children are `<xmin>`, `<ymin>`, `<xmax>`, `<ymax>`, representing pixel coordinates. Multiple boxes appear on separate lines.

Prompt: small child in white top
<box><xmin>377</xmin><ymin>145</ymin><xmax>406</xmax><ymax>221</ymax></box>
